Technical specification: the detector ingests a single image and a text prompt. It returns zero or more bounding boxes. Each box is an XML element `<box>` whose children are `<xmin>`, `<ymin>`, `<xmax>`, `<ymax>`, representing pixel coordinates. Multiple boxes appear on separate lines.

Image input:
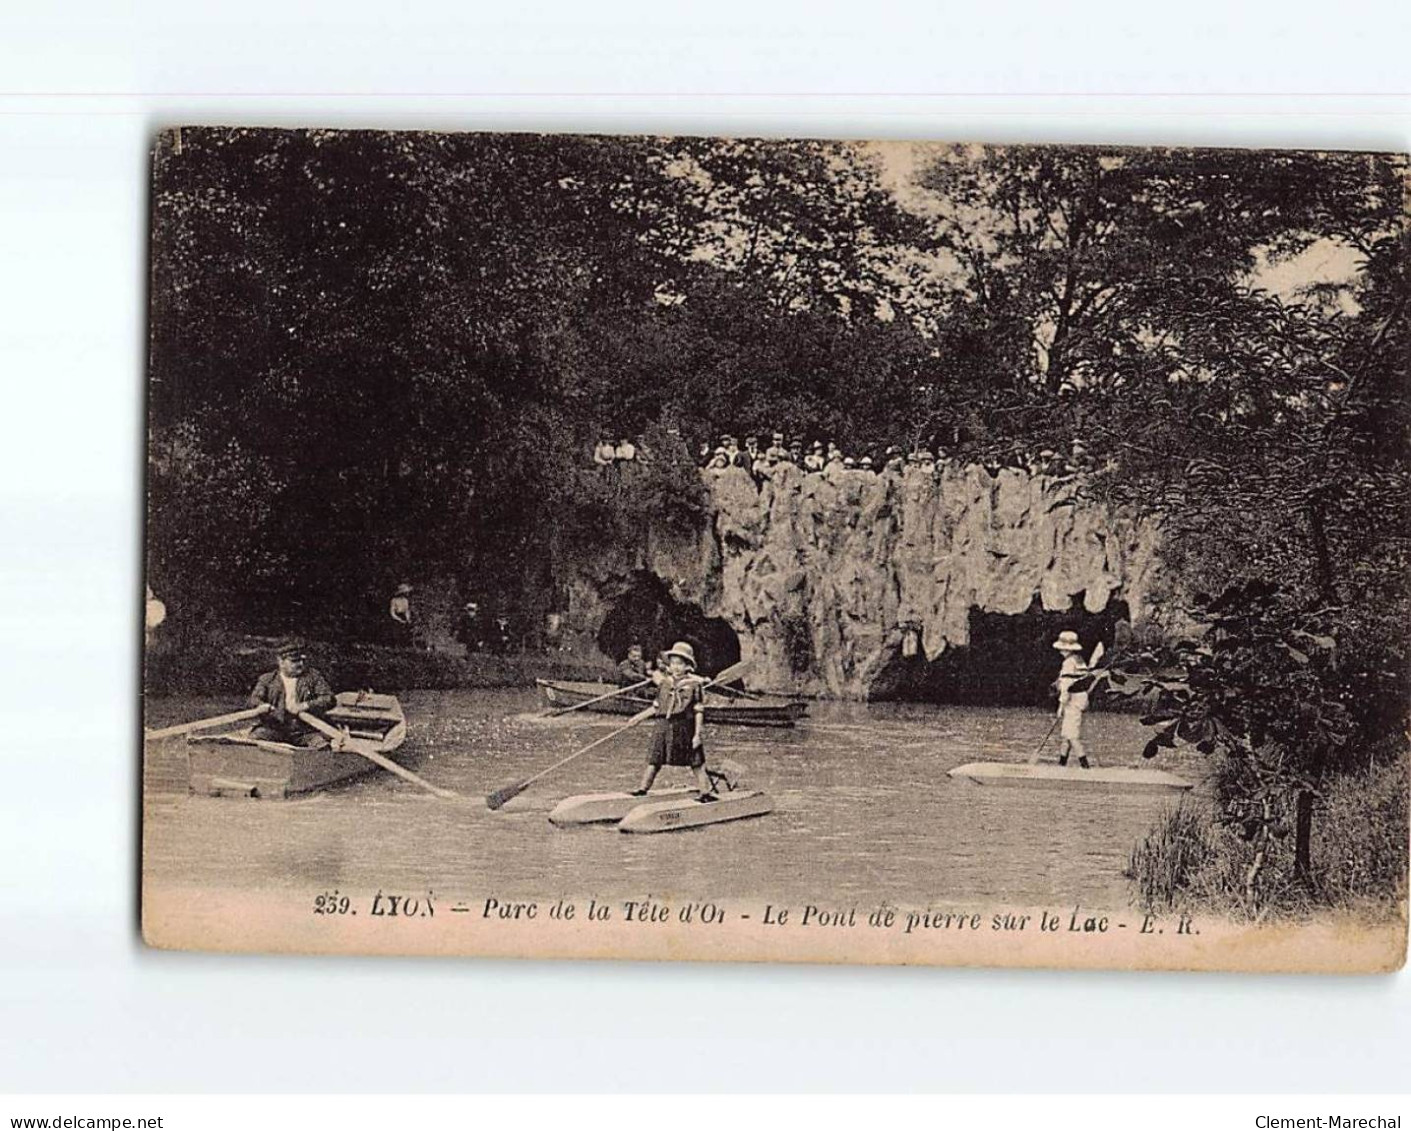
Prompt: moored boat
<box><xmin>187</xmin><ymin>691</ymin><xmax>409</xmax><ymax>798</ymax></box>
<box><xmin>947</xmin><ymin>761</ymin><xmax>1193</xmax><ymax>793</ymax></box>
<box><xmin>618</xmin><ymin>790</ymin><xmax>775</xmax><ymax>833</ymax></box>
<box><xmin>548</xmin><ymin>787</ymin><xmax>698</xmax><ymax>827</ymax></box>
<box><xmin>537</xmin><ymin>679</ymin><xmax>807</xmax><ymax>728</ymax></box>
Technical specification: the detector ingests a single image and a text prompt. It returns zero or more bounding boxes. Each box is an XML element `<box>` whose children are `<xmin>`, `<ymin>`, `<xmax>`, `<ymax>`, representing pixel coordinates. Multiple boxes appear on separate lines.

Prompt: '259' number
<box><xmin>313</xmin><ymin>892</ymin><xmax>353</xmax><ymax>915</ymax></box>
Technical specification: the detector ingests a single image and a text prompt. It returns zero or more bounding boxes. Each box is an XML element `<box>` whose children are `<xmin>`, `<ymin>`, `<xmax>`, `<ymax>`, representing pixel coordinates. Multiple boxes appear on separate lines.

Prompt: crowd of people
<box><xmin>695</xmin><ymin>432</ymin><xmax>1096</xmax><ymax>484</ymax></box>
<box><xmin>585</xmin><ymin>427</ymin><xmax>1100</xmax><ymax>488</ymax></box>
<box><xmin>593</xmin><ymin>435</ymin><xmax>645</xmax><ymax>470</ymax></box>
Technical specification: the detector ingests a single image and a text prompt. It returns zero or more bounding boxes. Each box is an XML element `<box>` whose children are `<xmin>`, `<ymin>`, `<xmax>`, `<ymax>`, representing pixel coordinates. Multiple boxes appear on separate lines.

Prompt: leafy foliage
<box><xmin>1104</xmin><ymin>580</ymin><xmax>1402</xmax><ymax>906</ymax></box>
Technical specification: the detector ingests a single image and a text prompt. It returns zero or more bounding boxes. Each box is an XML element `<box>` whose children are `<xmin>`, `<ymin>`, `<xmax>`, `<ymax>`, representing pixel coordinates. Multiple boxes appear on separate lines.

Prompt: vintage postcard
<box><xmin>141</xmin><ymin>127</ymin><xmax>1408</xmax><ymax>972</ymax></box>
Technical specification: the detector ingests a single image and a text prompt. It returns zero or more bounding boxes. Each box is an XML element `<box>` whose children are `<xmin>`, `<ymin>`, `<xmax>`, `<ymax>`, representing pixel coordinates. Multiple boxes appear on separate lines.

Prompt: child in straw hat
<box><xmin>1052</xmin><ymin>631</ymin><xmax>1092</xmax><ymax>769</ymax></box>
<box><xmin>632</xmin><ymin>641</ymin><xmax>718</xmax><ymax>801</ymax></box>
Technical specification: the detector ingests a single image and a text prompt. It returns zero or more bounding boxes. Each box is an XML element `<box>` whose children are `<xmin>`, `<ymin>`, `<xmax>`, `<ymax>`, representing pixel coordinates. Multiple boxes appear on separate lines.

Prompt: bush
<box><xmin>1127</xmin><ymin>748</ymin><xmax>1409</xmax><ymax>918</ymax></box>
<box><xmin>1126</xmin><ymin>802</ymin><xmax>1218</xmax><ymax>911</ymax></box>
<box><xmin>1313</xmin><ymin>751</ymin><xmax>1409</xmax><ymax>911</ymax></box>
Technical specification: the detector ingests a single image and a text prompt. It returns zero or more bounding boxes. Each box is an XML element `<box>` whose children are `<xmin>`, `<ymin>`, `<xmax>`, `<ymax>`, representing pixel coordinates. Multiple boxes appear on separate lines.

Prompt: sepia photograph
<box><xmin>139</xmin><ymin>127</ymin><xmax>1409</xmax><ymax>972</ymax></box>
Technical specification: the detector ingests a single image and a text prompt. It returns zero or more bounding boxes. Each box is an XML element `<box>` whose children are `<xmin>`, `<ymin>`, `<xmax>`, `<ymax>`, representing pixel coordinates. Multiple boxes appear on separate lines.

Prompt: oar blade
<box><xmin>705</xmin><ymin>656</ymin><xmax>753</xmax><ymax>689</ymax></box>
<box><xmin>486</xmin><ymin>781</ymin><xmax>527</xmax><ymax>811</ymax></box>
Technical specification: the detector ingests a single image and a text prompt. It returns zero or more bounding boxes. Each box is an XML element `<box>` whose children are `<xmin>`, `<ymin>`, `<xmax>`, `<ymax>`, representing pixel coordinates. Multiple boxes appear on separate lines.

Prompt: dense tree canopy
<box><xmin>148</xmin><ymin>130</ymin><xmax>1406</xmax><ymax>657</ymax></box>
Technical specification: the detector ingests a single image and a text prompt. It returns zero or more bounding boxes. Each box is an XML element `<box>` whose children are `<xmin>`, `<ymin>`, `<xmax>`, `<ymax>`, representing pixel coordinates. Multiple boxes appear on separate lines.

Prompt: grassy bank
<box><xmin>1126</xmin><ymin>750</ymin><xmax>1409</xmax><ymax>920</ymax></box>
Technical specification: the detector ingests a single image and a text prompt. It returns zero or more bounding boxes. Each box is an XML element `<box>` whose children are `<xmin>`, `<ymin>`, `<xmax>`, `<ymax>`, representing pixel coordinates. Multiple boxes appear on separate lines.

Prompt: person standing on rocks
<box><xmin>1052</xmin><ymin>630</ymin><xmax>1092</xmax><ymax>769</ymax></box>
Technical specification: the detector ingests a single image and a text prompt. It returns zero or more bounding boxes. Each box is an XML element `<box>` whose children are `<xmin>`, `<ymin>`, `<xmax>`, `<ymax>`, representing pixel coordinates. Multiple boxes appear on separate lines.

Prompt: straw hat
<box><xmin>663</xmin><ymin>641</ymin><xmax>697</xmax><ymax>669</ymax></box>
<box><xmin>1052</xmin><ymin>630</ymin><xmax>1083</xmax><ymax>653</ymax></box>
<box><xmin>395</xmin><ymin>583</ymin><xmax>413</xmax><ymax>596</ymax></box>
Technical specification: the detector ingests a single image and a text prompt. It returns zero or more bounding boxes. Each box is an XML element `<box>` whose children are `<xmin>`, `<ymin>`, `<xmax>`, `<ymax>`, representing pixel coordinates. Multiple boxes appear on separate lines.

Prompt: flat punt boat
<box><xmin>187</xmin><ymin>692</ymin><xmax>408</xmax><ymax>799</ymax></box>
<box><xmin>618</xmin><ymin>790</ymin><xmax>775</xmax><ymax>834</ymax></box>
<box><xmin>537</xmin><ymin>679</ymin><xmax>807</xmax><ymax>728</ymax></box>
<box><xmin>947</xmin><ymin>761</ymin><xmax>1193</xmax><ymax>794</ymax></box>
<box><xmin>548</xmin><ymin>788</ymin><xmax>698</xmax><ymax>827</ymax></box>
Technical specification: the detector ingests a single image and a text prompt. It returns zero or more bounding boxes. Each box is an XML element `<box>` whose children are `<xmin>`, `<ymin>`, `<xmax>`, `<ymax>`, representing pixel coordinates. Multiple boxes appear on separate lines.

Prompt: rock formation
<box><xmin>563</xmin><ymin>462</ymin><xmax>1167</xmax><ymax>700</ymax></box>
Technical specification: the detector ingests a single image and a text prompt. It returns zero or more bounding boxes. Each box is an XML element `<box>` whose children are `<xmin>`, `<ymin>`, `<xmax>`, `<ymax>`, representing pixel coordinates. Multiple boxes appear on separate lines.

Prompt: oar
<box><xmin>543</xmin><ymin>679</ymin><xmax>652</xmax><ymax>717</ymax></box>
<box><xmin>1028</xmin><ymin>715</ymin><xmax>1061</xmax><ymax>765</ymax></box>
<box><xmin>297</xmin><ymin>710</ymin><xmax>459</xmax><ymax>800</ymax></box>
<box><xmin>145</xmin><ymin>704</ymin><xmax>270</xmax><ymax>740</ymax></box>
<box><xmin>487</xmin><ymin>657</ymin><xmax>754</xmax><ymax>810</ymax></box>
<box><xmin>487</xmin><ymin>704</ymin><xmax>658</xmax><ymax>810</ymax></box>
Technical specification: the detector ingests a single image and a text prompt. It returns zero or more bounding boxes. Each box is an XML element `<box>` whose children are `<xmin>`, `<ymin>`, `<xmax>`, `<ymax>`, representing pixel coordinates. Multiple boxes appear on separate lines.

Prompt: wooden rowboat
<box><xmin>537</xmin><ymin>679</ymin><xmax>807</xmax><ymax>728</ymax></box>
<box><xmin>947</xmin><ymin>761</ymin><xmax>1193</xmax><ymax>793</ymax></box>
<box><xmin>618</xmin><ymin>790</ymin><xmax>775</xmax><ymax>834</ymax></box>
<box><xmin>548</xmin><ymin>788</ymin><xmax>698</xmax><ymax>827</ymax></box>
<box><xmin>187</xmin><ymin>692</ymin><xmax>408</xmax><ymax>799</ymax></box>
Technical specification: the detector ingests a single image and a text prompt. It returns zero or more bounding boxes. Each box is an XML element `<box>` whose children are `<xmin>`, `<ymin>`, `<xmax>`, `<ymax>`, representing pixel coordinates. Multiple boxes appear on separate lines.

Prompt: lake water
<box><xmin>143</xmin><ymin>689</ymin><xmax>1205</xmax><ymax>910</ymax></box>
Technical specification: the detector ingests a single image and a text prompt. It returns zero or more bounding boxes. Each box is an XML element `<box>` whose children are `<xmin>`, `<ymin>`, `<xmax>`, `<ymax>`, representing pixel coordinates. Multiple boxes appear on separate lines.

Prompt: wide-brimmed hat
<box><xmin>395</xmin><ymin>583</ymin><xmax>413</xmax><ymax>595</ymax></box>
<box><xmin>275</xmin><ymin>637</ymin><xmax>307</xmax><ymax>657</ymax></box>
<box><xmin>1052</xmin><ymin>630</ymin><xmax>1084</xmax><ymax>653</ymax></box>
<box><xmin>663</xmin><ymin>641</ymin><xmax>697</xmax><ymax>669</ymax></box>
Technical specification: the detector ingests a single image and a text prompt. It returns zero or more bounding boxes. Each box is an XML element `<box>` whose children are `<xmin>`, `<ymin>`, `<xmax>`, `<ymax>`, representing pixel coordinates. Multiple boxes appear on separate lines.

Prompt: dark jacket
<box><xmin>248</xmin><ymin>668</ymin><xmax>337</xmax><ymax>724</ymax></box>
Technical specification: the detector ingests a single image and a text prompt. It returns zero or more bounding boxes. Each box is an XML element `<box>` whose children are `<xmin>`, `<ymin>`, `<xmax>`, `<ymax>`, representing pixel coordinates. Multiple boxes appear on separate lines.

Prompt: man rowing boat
<box><xmin>617</xmin><ymin>642</ymin><xmax>649</xmax><ymax>685</ymax></box>
<box><xmin>247</xmin><ymin>638</ymin><xmax>337</xmax><ymax>748</ymax></box>
<box><xmin>631</xmin><ymin>641</ymin><xmax>718</xmax><ymax>802</ymax></box>
<box><xmin>1052</xmin><ymin>630</ymin><xmax>1092</xmax><ymax>769</ymax></box>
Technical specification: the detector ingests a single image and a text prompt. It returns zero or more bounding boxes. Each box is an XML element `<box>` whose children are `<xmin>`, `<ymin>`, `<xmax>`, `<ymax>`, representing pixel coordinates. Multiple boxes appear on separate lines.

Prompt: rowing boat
<box><xmin>947</xmin><ymin>761</ymin><xmax>1193</xmax><ymax>793</ymax></box>
<box><xmin>537</xmin><ymin>679</ymin><xmax>807</xmax><ymax>728</ymax></box>
<box><xmin>187</xmin><ymin>692</ymin><xmax>409</xmax><ymax>798</ymax></box>
<box><xmin>548</xmin><ymin>787</ymin><xmax>699</xmax><ymax>827</ymax></box>
<box><xmin>618</xmin><ymin>790</ymin><xmax>775</xmax><ymax>834</ymax></box>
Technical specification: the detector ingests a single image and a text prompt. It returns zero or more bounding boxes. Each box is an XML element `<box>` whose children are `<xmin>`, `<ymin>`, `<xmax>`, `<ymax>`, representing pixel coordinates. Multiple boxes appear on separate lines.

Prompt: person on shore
<box><xmin>804</xmin><ymin>441</ymin><xmax>825</xmax><ymax>473</ymax></box>
<box><xmin>248</xmin><ymin>638</ymin><xmax>337</xmax><ymax>747</ymax></box>
<box><xmin>594</xmin><ymin>436</ymin><xmax>617</xmax><ymax>468</ymax></box>
<box><xmin>617</xmin><ymin>642</ymin><xmax>649</xmax><ymax>685</ymax></box>
<box><xmin>144</xmin><ymin>583</ymin><xmax>167</xmax><ymax>647</ymax></box>
<box><xmin>388</xmin><ymin>582</ymin><xmax>414</xmax><ymax>646</ymax></box>
<box><xmin>457</xmin><ymin>600</ymin><xmax>483</xmax><ymax>653</ymax></box>
<box><xmin>1052</xmin><ymin>630</ymin><xmax>1092</xmax><ymax>769</ymax></box>
<box><xmin>632</xmin><ymin>641</ymin><xmax>717</xmax><ymax>802</ymax></box>
<box><xmin>615</xmin><ymin>436</ymin><xmax>637</xmax><ymax>464</ymax></box>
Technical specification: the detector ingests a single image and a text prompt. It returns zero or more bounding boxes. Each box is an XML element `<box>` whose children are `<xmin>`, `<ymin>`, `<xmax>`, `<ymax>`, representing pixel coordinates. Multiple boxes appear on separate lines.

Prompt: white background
<box><xmin>1</xmin><ymin>0</ymin><xmax>1408</xmax><ymax>1095</ymax></box>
